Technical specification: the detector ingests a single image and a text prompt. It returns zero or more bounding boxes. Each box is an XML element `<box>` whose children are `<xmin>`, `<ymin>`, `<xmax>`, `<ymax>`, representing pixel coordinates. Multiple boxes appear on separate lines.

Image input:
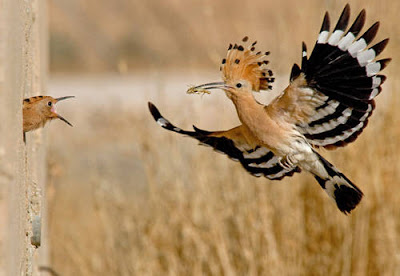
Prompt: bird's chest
<box><xmin>234</xmin><ymin>100</ymin><xmax>294</xmax><ymax>154</ymax></box>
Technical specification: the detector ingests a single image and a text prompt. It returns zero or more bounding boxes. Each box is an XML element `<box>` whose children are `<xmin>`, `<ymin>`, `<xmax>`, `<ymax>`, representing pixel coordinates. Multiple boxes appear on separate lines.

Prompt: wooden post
<box><xmin>0</xmin><ymin>0</ymin><xmax>48</xmax><ymax>275</ymax></box>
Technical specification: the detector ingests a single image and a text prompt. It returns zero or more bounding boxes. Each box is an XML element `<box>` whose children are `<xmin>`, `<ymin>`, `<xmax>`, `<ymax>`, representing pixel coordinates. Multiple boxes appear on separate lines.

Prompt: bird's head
<box><xmin>187</xmin><ymin>36</ymin><xmax>275</xmax><ymax>99</ymax></box>
<box><xmin>24</xmin><ymin>95</ymin><xmax>75</xmax><ymax>126</ymax></box>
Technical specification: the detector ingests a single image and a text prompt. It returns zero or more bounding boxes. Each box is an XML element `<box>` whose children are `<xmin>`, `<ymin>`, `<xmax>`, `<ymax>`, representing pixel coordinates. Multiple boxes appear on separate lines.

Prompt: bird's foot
<box><xmin>279</xmin><ymin>155</ymin><xmax>296</xmax><ymax>170</ymax></box>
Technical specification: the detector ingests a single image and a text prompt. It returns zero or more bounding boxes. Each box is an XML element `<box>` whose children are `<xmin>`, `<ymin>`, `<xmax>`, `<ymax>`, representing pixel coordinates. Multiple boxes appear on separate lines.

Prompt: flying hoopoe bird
<box><xmin>23</xmin><ymin>95</ymin><xmax>74</xmax><ymax>140</ymax></box>
<box><xmin>148</xmin><ymin>5</ymin><xmax>390</xmax><ymax>214</ymax></box>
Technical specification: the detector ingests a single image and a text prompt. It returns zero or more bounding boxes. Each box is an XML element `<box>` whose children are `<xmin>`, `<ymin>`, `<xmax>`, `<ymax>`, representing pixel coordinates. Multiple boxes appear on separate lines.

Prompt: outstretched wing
<box><xmin>148</xmin><ymin>102</ymin><xmax>300</xmax><ymax>180</ymax></box>
<box><xmin>269</xmin><ymin>4</ymin><xmax>390</xmax><ymax>149</ymax></box>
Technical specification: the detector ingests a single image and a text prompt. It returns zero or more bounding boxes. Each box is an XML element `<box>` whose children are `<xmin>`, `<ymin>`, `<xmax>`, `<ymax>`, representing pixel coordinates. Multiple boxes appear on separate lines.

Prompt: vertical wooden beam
<box><xmin>0</xmin><ymin>0</ymin><xmax>48</xmax><ymax>275</ymax></box>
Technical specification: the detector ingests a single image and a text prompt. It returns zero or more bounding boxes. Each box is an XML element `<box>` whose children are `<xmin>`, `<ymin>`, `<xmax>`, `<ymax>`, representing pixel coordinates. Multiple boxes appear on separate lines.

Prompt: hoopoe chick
<box><xmin>23</xmin><ymin>95</ymin><xmax>74</xmax><ymax>134</ymax></box>
<box><xmin>149</xmin><ymin>5</ymin><xmax>390</xmax><ymax>214</ymax></box>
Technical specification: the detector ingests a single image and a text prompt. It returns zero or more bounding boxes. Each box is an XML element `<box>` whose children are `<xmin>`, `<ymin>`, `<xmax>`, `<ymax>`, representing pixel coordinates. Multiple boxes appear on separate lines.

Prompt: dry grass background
<box><xmin>47</xmin><ymin>0</ymin><xmax>400</xmax><ymax>275</ymax></box>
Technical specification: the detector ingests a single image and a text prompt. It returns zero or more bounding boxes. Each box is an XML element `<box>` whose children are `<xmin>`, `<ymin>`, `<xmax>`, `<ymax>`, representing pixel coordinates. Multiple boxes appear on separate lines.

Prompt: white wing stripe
<box><xmin>268</xmin><ymin>169</ymin><xmax>292</xmax><ymax>180</ymax></box>
<box><xmin>348</xmin><ymin>38</ymin><xmax>367</xmax><ymax>57</ymax></box>
<box><xmin>248</xmin><ymin>156</ymin><xmax>280</xmax><ymax>168</ymax></box>
<box><xmin>328</xmin><ymin>30</ymin><xmax>344</xmax><ymax>46</ymax></box>
<box><xmin>369</xmin><ymin>88</ymin><xmax>379</xmax><ymax>100</ymax></box>
<box><xmin>372</xmin><ymin>76</ymin><xmax>382</xmax><ymax>88</ymax></box>
<box><xmin>366</xmin><ymin>62</ymin><xmax>381</xmax><ymax>77</ymax></box>
<box><xmin>243</xmin><ymin>147</ymin><xmax>270</xmax><ymax>158</ymax></box>
<box><xmin>310</xmin><ymin>122</ymin><xmax>365</xmax><ymax>146</ymax></box>
<box><xmin>338</xmin><ymin>32</ymin><xmax>355</xmax><ymax>51</ymax></box>
<box><xmin>306</xmin><ymin>108</ymin><xmax>353</xmax><ymax>134</ymax></box>
<box><xmin>310</xmin><ymin>100</ymin><xmax>340</xmax><ymax>122</ymax></box>
<box><xmin>318</xmin><ymin>31</ymin><xmax>330</xmax><ymax>44</ymax></box>
<box><xmin>357</xmin><ymin>49</ymin><xmax>376</xmax><ymax>67</ymax></box>
<box><xmin>157</xmin><ymin>118</ymin><xmax>169</xmax><ymax>127</ymax></box>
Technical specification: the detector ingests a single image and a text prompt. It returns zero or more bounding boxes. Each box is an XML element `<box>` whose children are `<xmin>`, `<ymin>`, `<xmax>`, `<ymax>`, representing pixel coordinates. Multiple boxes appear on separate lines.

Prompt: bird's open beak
<box><xmin>55</xmin><ymin>96</ymin><xmax>75</xmax><ymax>102</ymax></box>
<box><xmin>54</xmin><ymin>96</ymin><xmax>74</xmax><ymax>127</ymax></box>
<box><xmin>57</xmin><ymin>114</ymin><xmax>73</xmax><ymax>127</ymax></box>
<box><xmin>187</xmin><ymin>82</ymin><xmax>231</xmax><ymax>94</ymax></box>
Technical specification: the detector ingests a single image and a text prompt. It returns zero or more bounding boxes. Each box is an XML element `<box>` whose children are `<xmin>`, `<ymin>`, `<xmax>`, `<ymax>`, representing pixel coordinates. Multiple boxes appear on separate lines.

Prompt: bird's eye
<box><xmin>47</xmin><ymin>101</ymin><xmax>52</xmax><ymax>107</ymax></box>
<box><xmin>236</xmin><ymin>83</ymin><xmax>242</xmax><ymax>88</ymax></box>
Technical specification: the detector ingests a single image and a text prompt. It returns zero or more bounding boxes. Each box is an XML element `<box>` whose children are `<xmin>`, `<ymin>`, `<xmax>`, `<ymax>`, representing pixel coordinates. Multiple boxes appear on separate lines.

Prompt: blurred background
<box><xmin>47</xmin><ymin>0</ymin><xmax>400</xmax><ymax>275</ymax></box>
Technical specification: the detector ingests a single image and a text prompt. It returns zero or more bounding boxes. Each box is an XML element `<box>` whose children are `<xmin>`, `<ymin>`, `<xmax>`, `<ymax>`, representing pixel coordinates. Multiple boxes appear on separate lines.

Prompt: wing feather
<box><xmin>148</xmin><ymin>102</ymin><xmax>300</xmax><ymax>180</ymax></box>
<box><xmin>269</xmin><ymin>5</ymin><xmax>390</xmax><ymax>149</ymax></box>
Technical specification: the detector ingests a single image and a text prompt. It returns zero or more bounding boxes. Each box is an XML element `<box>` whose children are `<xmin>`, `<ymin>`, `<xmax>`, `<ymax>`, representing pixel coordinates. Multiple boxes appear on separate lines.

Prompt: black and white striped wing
<box><xmin>148</xmin><ymin>102</ymin><xmax>300</xmax><ymax>180</ymax></box>
<box><xmin>295</xmin><ymin>5</ymin><xmax>390</xmax><ymax>149</ymax></box>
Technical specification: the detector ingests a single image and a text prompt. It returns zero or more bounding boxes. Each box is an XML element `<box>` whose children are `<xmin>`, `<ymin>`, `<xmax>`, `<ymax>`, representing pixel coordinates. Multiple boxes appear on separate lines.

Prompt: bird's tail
<box><xmin>311</xmin><ymin>150</ymin><xmax>363</xmax><ymax>214</ymax></box>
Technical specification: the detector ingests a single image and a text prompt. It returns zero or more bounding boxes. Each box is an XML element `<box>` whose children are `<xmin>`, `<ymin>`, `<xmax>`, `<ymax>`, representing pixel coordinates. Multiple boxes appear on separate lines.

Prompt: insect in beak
<box><xmin>187</xmin><ymin>82</ymin><xmax>231</xmax><ymax>95</ymax></box>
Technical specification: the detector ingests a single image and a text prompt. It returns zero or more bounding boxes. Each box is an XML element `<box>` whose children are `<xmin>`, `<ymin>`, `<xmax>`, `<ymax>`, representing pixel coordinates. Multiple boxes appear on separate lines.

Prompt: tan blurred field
<box><xmin>46</xmin><ymin>0</ymin><xmax>400</xmax><ymax>275</ymax></box>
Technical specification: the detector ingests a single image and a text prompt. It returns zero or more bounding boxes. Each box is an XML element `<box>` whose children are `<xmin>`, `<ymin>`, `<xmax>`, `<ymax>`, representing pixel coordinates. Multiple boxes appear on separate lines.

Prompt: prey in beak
<box><xmin>187</xmin><ymin>82</ymin><xmax>232</xmax><ymax>95</ymax></box>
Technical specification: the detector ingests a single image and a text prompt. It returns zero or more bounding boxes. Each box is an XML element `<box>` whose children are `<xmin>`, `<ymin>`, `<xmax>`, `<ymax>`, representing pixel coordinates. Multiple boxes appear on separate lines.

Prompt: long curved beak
<box><xmin>187</xmin><ymin>82</ymin><xmax>231</xmax><ymax>94</ymax></box>
<box><xmin>57</xmin><ymin>114</ymin><xmax>73</xmax><ymax>127</ymax></box>
<box><xmin>55</xmin><ymin>96</ymin><xmax>75</xmax><ymax>102</ymax></box>
<box><xmin>54</xmin><ymin>96</ymin><xmax>74</xmax><ymax>126</ymax></box>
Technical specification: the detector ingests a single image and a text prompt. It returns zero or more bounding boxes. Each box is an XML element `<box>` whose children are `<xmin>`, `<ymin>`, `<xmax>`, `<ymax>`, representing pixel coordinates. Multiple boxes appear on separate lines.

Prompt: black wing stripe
<box><xmin>297</xmin><ymin>5</ymin><xmax>390</xmax><ymax>149</ymax></box>
<box><xmin>313</xmin><ymin>85</ymin><xmax>371</xmax><ymax>110</ymax></box>
<box><xmin>304</xmin><ymin>113</ymin><xmax>368</xmax><ymax>139</ymax></box>
<box><xmin>243</xmin><ymin>150</ymin><xmax>275</xmax><ymax>164</ymax></box>
<box><xmin>300</xmin><ymin>99</ymin><xmax>373</xmax><ymax>144</ymax></box>
<box><xmin>308</xmin><ymin>105</ymin><xmax>370</xmax><ymax>129</ymax></box>
<box><xmin>148</xmin><ymin>102</ymin><xmax>300</xmax><ymax>180</ymax></box>
<box><xmin>319</xmin><ymin>12</ymin><xmax>330</xmax><ymax>33</ymax></box>
<box><xmin>346</xmin><ymin>9</ymin><xmax>365</xmax><ymax>37</ymax></box>
<box><xmin>359</xmin><ymin>22</ymin><xmax>380</xmax><ymax>45</ymax></box>
<box><xmin>320</xmin><ymin>74</ymin><xmax>384</xmax><ymax>89</ymax></box>
<box><xmin>197</xmin><ymin>136</ymin><xmax>243</xmax><ymax>161</ymax></box>
<box><xmin>305</xmin><ymin>121</ymin><xmax>365</xmax><ymax>146</ymax></box>
<box><xmin>366</xmin><ymin>39</ymin><xmax>389</xmax><ymax>59</ymax></box>
<box><xmin>309</xmin><ymin>100</ymin><xmax>340</xmax><ymax>121</ymax></box>
<box><xmin>316</xmin><ymin>84</ymin><xmax>378</xmax><ymax>102</ymax></box>
<box><xmin>333</xmin><ymin>4</ymin><xmax>350</xmax><ymax>32</ymax></box>
<box><xmin>307</xmin><ymin>104</ymin><xmax>348</xmax><ymax>127</ymax></box>
<box><xmin>196</xmin><ymin>134</ymin><xmax>300</xmax><ymax>180</ymax></box>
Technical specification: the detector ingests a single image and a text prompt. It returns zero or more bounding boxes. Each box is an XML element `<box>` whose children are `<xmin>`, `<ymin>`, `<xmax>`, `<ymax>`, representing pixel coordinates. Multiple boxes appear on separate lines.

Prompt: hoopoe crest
<box><xmin>188</xmin><ymin>37</ymin><xmax>274</xmax><ymax>96</ymax></box>
<box><xmin>23</xmin><ymin>95</ymin><xmax>74</xmax><ymax>134</ymax></box>
<box><xmin>221</xmin><ymin>38</ymin><xmax>274</xmax><ymax>92</ymax></box>
<box><xmin>149</xmin><ymin>5</ymin><xmax>390</xmax><ymax>214</ymax></box>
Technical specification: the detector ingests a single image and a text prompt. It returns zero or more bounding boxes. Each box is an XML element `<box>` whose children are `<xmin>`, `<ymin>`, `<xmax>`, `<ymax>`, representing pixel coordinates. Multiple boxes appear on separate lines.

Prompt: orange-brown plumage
<box><xmin>221</xmin><ymin>37</ymin><xmax>274</xmax><ymax>92</ymax></box>
<box><xmin>23</xmin><ymin>95</ymin><xmax>74</xmax><ymax>133</ymax></box>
